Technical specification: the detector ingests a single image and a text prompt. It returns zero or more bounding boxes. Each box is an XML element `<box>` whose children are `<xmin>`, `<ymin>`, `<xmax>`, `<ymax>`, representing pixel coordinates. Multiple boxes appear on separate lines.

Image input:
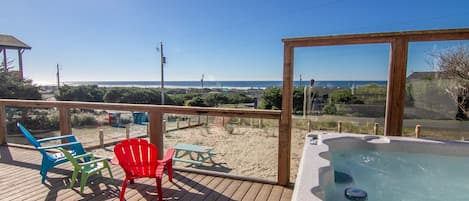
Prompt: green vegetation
<box><xmin>0</xmin><ymin>70</ymin><xmax>41</xmax><ymax>100</ymax></box>
<box><xmin>56</xmin><ymin>85</ymin><xmax>105</xmax><ymax>102</ymax></box>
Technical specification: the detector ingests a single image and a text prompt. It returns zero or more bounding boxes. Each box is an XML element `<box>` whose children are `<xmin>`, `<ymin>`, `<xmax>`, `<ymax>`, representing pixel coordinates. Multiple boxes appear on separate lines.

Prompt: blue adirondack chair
<box><xmin>16</xmin><ymin>123</ymin><xmax>87</xmax><ymax>184</ymax></box>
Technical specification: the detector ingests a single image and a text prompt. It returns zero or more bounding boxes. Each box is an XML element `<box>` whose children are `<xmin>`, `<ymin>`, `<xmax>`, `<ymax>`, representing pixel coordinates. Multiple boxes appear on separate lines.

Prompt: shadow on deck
<box><xmin>0</xmin><ymin>145</ymin><xmax>292</xmax><ymax>201</ymax></box>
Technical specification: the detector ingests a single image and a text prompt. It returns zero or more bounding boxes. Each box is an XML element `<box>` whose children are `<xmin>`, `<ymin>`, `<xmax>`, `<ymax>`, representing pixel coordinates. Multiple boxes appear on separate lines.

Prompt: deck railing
<box><xmin>0</xmin><ymin>99</ymin><xmax>289</xmax><ymax>184</ymax></box>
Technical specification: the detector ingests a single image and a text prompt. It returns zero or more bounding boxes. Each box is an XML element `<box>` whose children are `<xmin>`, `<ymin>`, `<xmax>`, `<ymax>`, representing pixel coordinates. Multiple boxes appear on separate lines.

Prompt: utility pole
<box><xmin>159</xmin><ymin>42</ymin><xmax>166</xmax><ymax>105</ymax></box>
<box><xmin>56</xmin><ymin>64</ymin><xmax>61</xmax><ymax>92</ymax></box>
<box><xmin>299</xmin><ymin>74</ymin><xmax>303</xmax><ymax>88</ymax></box>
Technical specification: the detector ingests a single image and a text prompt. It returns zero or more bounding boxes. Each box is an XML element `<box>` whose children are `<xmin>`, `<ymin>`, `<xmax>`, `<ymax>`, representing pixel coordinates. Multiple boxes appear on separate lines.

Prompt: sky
<box><xmin>1</xmin><ymin>0</ymin><xmax>469</xmax><ymax>84</ymax></box>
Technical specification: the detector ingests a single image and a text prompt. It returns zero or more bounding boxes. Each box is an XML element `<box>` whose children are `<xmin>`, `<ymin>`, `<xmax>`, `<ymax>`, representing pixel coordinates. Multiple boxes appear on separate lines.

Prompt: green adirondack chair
<box><xmin>58</xmin><ymin>148</ymin><xmax>113</xmax><ymax>193</ymax></box>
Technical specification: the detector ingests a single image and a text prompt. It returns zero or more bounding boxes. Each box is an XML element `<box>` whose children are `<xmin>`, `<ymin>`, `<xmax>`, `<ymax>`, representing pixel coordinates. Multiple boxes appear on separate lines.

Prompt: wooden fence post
<box><xmin>259</xmin><ymin>119</ymin><xmax>263</xmax><ymax>128</ymax></box>
<box><xmin>176</xmin><ymin>117</ymin><xmax>180</xmax><ymax>129</ymax></box>
<box><xmin>337</xmin><ymin>121</ymin><xmax>342</xmax><ymax>133</ymax></box>
<box><xmin>0</xmin><ymin>105</ymin><xmax>6</xmax><ymax>145</ymax></box>
<box><xmin>222</xmin><ymin>116</ymin><xmax>225</xmax><ymax>127</ymax></box>
<box><xmin>205</xmin><ymin>115</ymin><xmax>209</xmax><ymax>127</ymax></box>
<box><xmin>188</xmin><ymin>117</ymin><xmax>191</xmax><ymax>127</ymax></box>
<box><xmin>238</xmin><ymin>118</ymin><xmax>242</xmax><ymax>126</ymax></box>
<box><xmin>197</xmin><ymin>115</ymin><xmax>201</xmax><ymax>125</ymax></box>
<box><xmin>59</xmin><ymin>107</ymin><xmax>71</xmax><ymax>144</ymax></box>
<box><xmin>99</xmin><ymin>129</ymin><xmax>104</xmax><ymax>148</ymax></box>
<box><xmin>149</xmin><ymin>111</ymin><xmax>164</xmax><ymax>159</ymax></box>
<box><xmin>374</xmin><ymin>123</ymin><xmax>379</xmax><ymax>135</ymax></box>
<box><xmin>125</xmin><ymin>125</ymin><xmax>130</xmax><ymax>139</ymax></box>
<box><xmin>415</xmin><ymin>124</ymin><xmax>421</xmax><ymax>138</ymax></box>
<box><xmin>308</xmin><ymin>119</ymin><xmax>312</xmax><ymax>132</ymax></box>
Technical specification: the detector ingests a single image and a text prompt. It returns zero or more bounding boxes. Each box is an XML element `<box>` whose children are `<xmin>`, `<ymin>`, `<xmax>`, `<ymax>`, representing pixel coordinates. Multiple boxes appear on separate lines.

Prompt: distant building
<box><xmin>406</xmin><ymin>71</ymin><xmax>448</xmax><ymax>81</ymax></box>
<box><xmin>0</xmin><ymin>34</ymin><xmax>31</xmax><ymax>79</ymax></box>
<box><xmin>406</xmin><ymin>71</ymin><xmax>467</xmax><ymax>120</ymax></box>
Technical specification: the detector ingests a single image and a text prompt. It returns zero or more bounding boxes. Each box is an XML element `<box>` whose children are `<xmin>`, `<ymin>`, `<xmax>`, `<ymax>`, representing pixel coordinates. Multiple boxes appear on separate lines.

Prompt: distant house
<box><xmin>406</xmin><ymin>71</ymin><xmax>448</xmax><ymax>81</ymax></box>
<box><xmin>0</xmin><ymin>34</ymin><xmax>31</xmax><ymax>79</ymax></box>
<box><xmin>406</xmin><ymin>71</ymin><xmax>467</xmax><ymax>120</ymax></box>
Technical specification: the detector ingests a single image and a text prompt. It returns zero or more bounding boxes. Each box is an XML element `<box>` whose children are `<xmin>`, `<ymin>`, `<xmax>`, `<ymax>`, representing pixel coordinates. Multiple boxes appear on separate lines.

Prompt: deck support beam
<box><xmin>384</xmin><ymin>39</ymin><xmax>408</xmax><ymax>136</ymax></box>
<box><xmin>59</xmin><ymin>107</ymin><xmax>71</xmax><ymax>143</ymax></box>
<box><xmin>278</xmin><ymin>44</ymin><xmax>294</xmax><ymax>185</ymax></box>
<box><xmin>149</xmin><ymin>111</ymin><xmax>164</xmax><ymax>159</ymax></box>
<box><xmin>0</xmin><ymin>105</ymin><xmax>6</xmax><ymax>144</ymax></box>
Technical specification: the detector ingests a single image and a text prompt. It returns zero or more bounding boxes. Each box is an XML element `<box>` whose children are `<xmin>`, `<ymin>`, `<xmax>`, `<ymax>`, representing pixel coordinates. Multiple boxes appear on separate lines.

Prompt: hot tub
<box><xmin>292</xmin><ymin>132</ymin><xmax>469</xmax><ymax>201</ymax></box>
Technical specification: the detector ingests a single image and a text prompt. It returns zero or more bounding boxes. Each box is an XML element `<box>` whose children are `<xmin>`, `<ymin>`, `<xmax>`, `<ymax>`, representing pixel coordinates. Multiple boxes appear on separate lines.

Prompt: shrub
<box><xmin>0</xmin><ymin>71</ymin><xmax>41</xmax><ymax>100</ymax></box>
<box><xmin>322</xmin><ymin>103</ymin><xmax>337</xmax><ymax>115</ymax></box>
<box><xmin>71</xmin><ymin>113</ymin><xmax>98</xmax><ymax>127</ymax></box>
<box><xmin>56</xmin><ymin>85</ymin><xmax>106</xmax><ymax>102</ymax></box>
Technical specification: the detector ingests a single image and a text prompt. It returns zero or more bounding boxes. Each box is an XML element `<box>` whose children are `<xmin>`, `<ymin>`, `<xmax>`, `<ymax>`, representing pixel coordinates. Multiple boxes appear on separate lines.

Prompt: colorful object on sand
<box><xmin>114</xmin><ymin>138</ymin><xmax>175</xmax><ymax>201</ymax></box>
<box><xmin>58</xmin><ymin>148</ymin><xmax>113</xmax><ymax>193</ymax></box>
<box><xmin>16</xmin><ymin>123</ymin><xmax>87</xmax><ymax>184</ymax></box>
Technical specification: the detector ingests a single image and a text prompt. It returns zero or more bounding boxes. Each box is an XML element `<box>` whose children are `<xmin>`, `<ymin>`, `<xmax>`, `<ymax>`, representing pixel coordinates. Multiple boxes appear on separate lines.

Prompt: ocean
<box><xmin>66</xmin><ymin>80</ymin><xmax>387</xmax><ymax>89</ymax></box>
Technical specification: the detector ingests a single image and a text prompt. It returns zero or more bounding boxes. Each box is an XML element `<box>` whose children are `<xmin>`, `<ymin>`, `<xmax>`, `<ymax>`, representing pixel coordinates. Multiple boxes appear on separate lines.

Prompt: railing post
<box><xmin>125</xmin><ymin>125</ymin><xmax>130</xmax><ymax>139</ymax></box>
<box><xmin>337</xmin><ymin>121</ymin><xmax>342</xmax><ymax>133</ymax></box>
<box><xmin>149</xmin><ymin>111</ymin><xmax>164</xmax><ymax>159</ymax></box>
<box><xmin>0</xmin><ymin>104</ymin><xmax>6</xmax><ymax>145</ymax></box>
<box><xmin>99</xmin><ymin>129</ymin><xmax>104</xmax><ymax>148</ymax></box>
<box><xmin>415</xmin><ymin>124</ymin><xmax>421</xmax><ymax>138</ymax></box>
<box><xmin>59</xmin><ymin>107</ymin><xmax>71</xmax><ymax>144</ymax></box>
<box><xmin>374</xmin><ymin>123</ymin><xmax>379</xmax><ymax>135</ymax></box>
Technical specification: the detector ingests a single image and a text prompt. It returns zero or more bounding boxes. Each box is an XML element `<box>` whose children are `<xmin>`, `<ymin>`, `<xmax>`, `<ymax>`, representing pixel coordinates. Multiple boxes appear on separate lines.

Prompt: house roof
<box><xmin>0</xmin><ymin>34</ymin><xmax>31</xmax><ymax>49</ymax></box>
<box><xmin>407</xmin><ymin>71</ymin><xmax>449</xmax><ymax>80</ymax></box>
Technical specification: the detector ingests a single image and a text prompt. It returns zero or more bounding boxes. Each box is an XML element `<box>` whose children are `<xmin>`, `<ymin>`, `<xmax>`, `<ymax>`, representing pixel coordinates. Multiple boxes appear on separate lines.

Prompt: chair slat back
<box><xmin>17</xmin><ymin>123</ymin><xmax>41</xmax><ymax>148</ymax></box>
<box><xmin>58</xmin><ymin>148</ymin><xmax>79</xmax><ymax>167</ymax></box>
<box><xmin>114</xmin><ymin>138</ymin><xmax>158</xmax><ymax>178</ymax></box>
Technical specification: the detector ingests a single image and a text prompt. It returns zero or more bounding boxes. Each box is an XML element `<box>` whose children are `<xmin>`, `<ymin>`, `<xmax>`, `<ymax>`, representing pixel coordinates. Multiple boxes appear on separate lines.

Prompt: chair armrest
<box><xmin>78</xmin><ymin>158</ymin><xmax>109</xmax><ymax>166</ymax></box>
<box><xmin>37</xmin><ymin>135</ymin><xmax>76</xmax><ymax>143</ymax></box>
<box><xmin>73</xmin><ymin>153</ymin><xmax>95</xmax><ymax>160</ymax></box>
<box><xmin>159</xmin><ymin>148</ymin><xmax>175</xmax><ymax>164</ymax></box>
<box><xmin>37</xmin><ymin>141</ymin><xmax>82</xmax><ymax>150</ymax></box>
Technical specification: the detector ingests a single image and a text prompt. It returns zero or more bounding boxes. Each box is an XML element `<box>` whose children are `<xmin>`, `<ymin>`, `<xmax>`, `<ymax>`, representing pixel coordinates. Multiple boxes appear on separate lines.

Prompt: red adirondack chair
<box><xmin>114</xmin><ymin>138</ymin><xmax>175</xmax><ymax>201</ymax></box>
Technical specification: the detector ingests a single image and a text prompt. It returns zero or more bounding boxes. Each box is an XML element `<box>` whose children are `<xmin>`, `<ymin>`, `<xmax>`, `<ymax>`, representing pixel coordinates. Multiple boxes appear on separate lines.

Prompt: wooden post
<box><xmin>415</xmin><ymin>124</ymin><xmax>421</xmax><ymax>138</ymax></box>
<box><xmin>59</xmin><ymin>107</ymin><xmax>71</xmax><ymax>144</ymax></box>
<box><xmin>0</xmin><ymin>105</ymin><xmax>6</xmax><ymax>144</ymax></box>
<box><xmin>337</xmin><ymin>121</ymin><xmax>342</xmax><ymax>133</ymax></box>
<box><xmin>238</xmin><ymin>117</ymin><xmax>241</xmax><ymax>126</ymax></box>
<box><xmin>259</xmin><ymin>119</ymin><xmax>263</xmax><ymax>128</ymax></box>
<box><xmin>374</xmin><ymin>123</ymin><xmax>379</xmax><ymax>135</ymax></box>
<box><xmin>222</xmin><ymin>116</ymin><xmax>225</xmax><ymax>127</ymax></box>
<box><xmin>125</xmin><ymin>125</ymin><xmax>130</xmax><ymax>139</ymax></box>
<box><xmin>149</xmin><ymin>111</ymin><xmax>164</xmax><ymax>159</ymax></box>
<box><xmin>18</xmin><ymin>49</ymin><xmax>24</xmax><ymax>79</ymax></box>
<box><xmin>308</xmin><ymin>119</ymin><xmax>312</xmax><ymax>132</ymax></box>
<box><xmin>278</xmin><ymin>44</ymin><xmax>294</xmax><ymax>185</ymax></box>
<box><xmin>250</xmin><ymin>118</ymin><xmax>253</xmax><ymax>127</ymax></box>
<box><xmin>99</xmin><ymin>129</ymin><xmax>104</xmax><ymax>148</ymax></box>
<box><xmin>205</xmin><ymin>115</ymin><xmax>209</xmax><ymax>127</ymax></box>
<box><xmin>197</xmin><ymin>115</ymin><xmax>201</xmax><ymax>124</ymax></box>
<box><xmin>384</xmin><ymin>38</ymin><xmax>408</xmax><ymax>136</ymax></box>
<box><xmin>188</xmin><ymin>117</ymin><xmax>191</xmax><ymax>127</ymax></box>
<box><xmin>176</xmin><ymin>117</ymin><xmax>180</xmax><ymax>129</ymax></box>
<box><xmin>2</xmin><ymin>48</ymin><xmax>7</xmax><ymax>72</ymax></box>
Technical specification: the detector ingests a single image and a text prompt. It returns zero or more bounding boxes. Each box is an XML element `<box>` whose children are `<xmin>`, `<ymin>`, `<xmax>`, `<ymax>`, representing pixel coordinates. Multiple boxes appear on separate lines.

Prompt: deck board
<box><xmin>0</xmin><ymin>145</ymin><xmax>293</xmax><ymax>201</ymax></box>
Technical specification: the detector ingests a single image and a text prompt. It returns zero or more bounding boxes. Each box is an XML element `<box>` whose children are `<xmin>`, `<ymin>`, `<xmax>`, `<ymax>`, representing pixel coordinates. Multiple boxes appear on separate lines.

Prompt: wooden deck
<box><xmin>0</xmin><ymin>145</ymin><xmax>293</xmax><ymax>201</ymax></box>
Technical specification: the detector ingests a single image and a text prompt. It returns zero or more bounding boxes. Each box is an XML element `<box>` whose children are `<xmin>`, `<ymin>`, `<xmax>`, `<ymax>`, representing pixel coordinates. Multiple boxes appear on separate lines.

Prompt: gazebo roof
<box><xmin>0</xmin><ymin>34</ymin><xmax>31</xmax><ymax>50</ymax></box>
